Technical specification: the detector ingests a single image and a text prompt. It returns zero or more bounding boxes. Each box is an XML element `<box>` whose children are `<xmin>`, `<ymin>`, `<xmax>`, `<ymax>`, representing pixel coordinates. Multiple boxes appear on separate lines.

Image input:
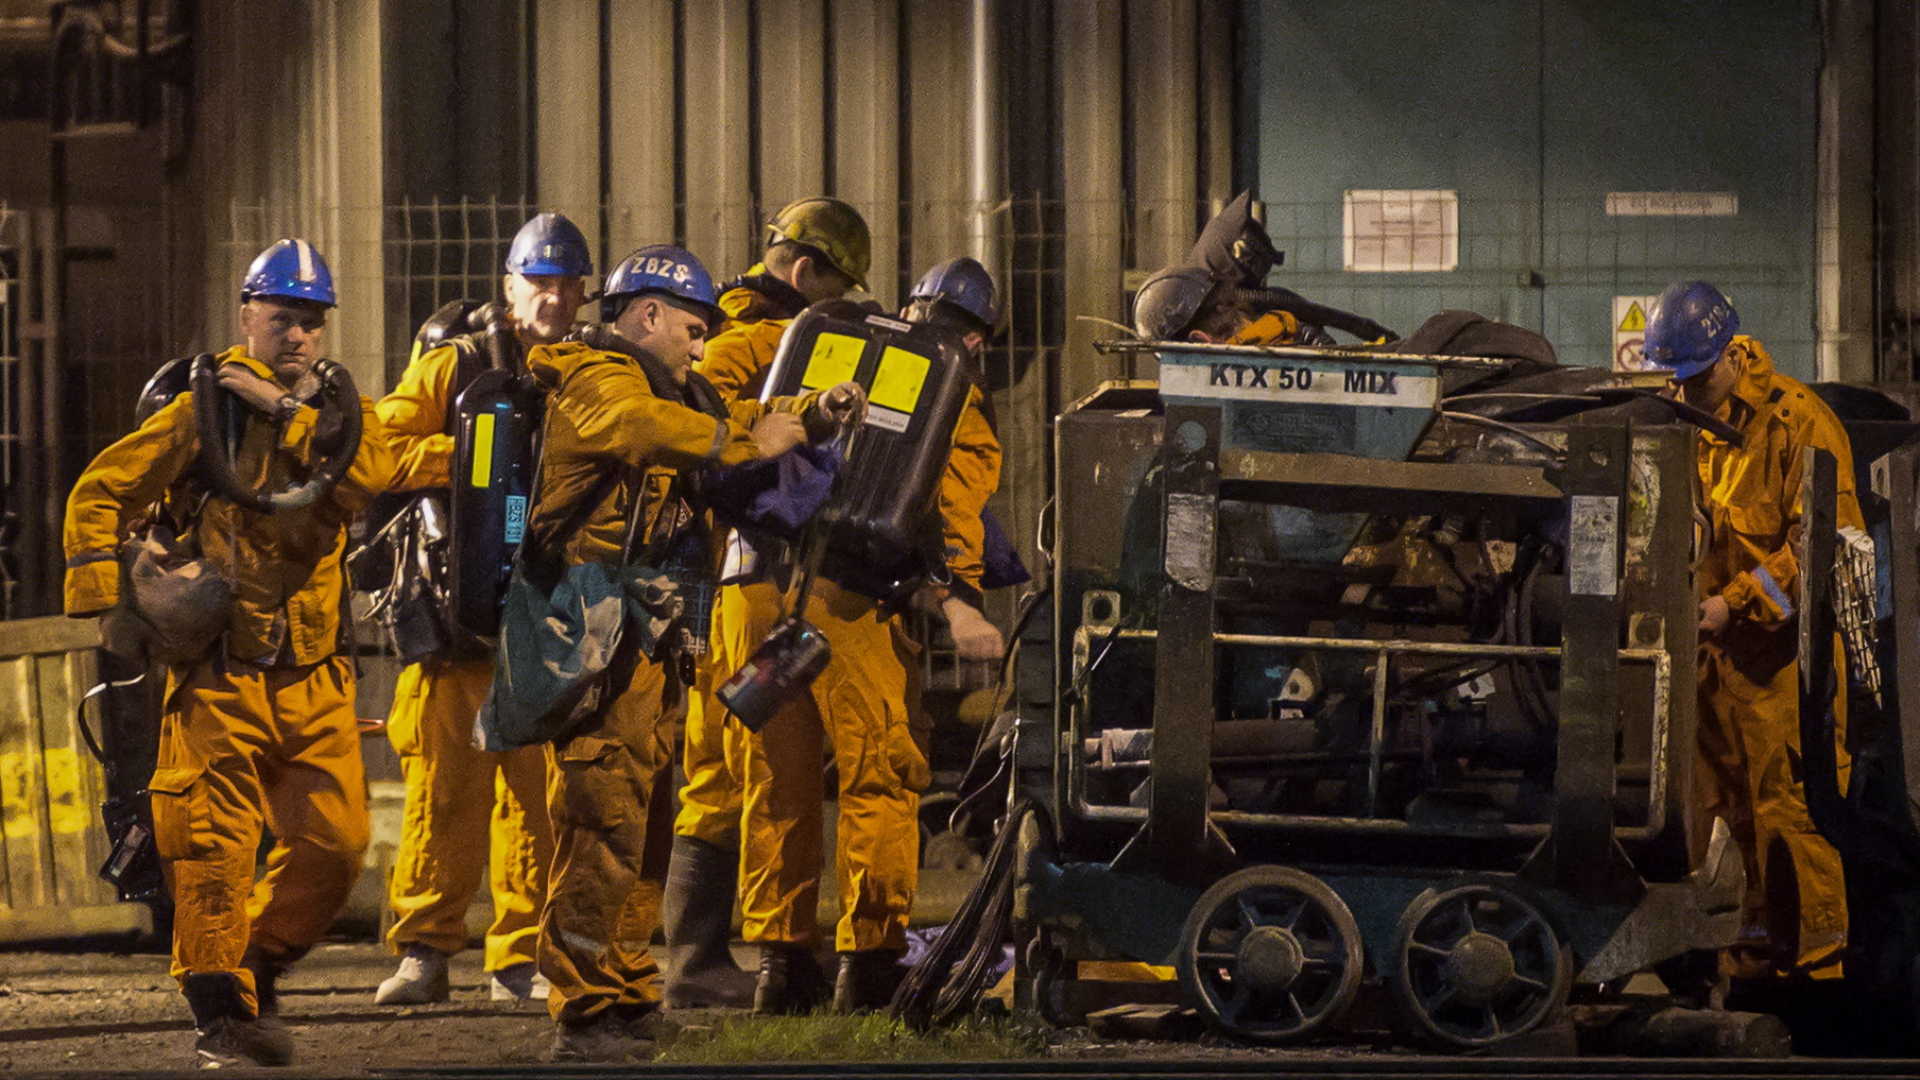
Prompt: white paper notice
<box><xmin>1343</xmin><ymin>189</ymin><xmax>1459</xmax><ymax>272</ymax></box>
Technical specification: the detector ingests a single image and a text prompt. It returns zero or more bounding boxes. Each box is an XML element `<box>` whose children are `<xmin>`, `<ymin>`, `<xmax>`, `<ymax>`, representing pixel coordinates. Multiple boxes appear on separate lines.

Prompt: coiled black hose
<box><xmin>891</xmin><ymin>798</ymin><xmax>1050</xmax><ymax>1031</ymax></box>
<box><xmin>189</xmin><ymin>353</ymin><xmax>362</xmax><ymax>513</ymax></box>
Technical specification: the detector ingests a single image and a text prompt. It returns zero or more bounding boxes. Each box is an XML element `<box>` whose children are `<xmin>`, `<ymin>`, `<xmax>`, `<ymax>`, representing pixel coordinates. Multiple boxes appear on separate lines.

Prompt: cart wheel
<box><xmin>1175</xmin><ymin>865</ymin><xmax>1364</xmax><ymax>1043</ymax></box>
<box><xmin>1386</xmin><ymin>877</ymin><xmax>1572</xmax><ymax>1051</ymax></box>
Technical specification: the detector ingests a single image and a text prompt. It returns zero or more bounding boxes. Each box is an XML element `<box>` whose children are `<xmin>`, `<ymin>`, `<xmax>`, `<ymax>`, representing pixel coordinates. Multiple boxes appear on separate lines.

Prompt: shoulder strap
<box><xmin>441</xmin><ymin>333</ymin><xmax>488</xmax><ymax>436</ymax></box>
<box><xmin>681</xmin><ymin>369</ymin><xmax>729</xmax><ymax>421</ymax></box>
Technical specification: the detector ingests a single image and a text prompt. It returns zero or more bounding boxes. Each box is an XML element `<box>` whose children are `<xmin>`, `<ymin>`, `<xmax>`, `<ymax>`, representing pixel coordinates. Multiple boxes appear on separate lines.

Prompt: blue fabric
<box><xmin>706</xmin><ymin>442</ymin><xmax>840</xmax><ymax>541</ymax></box>
<box><xmin>979</xmin><ymin>507</ymin><xmax>1031</xmax><ymax>589</ymax></box>
<box><xmin>1753</xmin><ymin>564</ymin><xmax>1794</xmax><ymax>619</ymax></box>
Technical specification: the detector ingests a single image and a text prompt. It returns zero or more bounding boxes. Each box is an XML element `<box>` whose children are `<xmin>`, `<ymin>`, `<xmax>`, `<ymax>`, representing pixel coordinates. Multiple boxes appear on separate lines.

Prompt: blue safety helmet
<box><xmin>908</xmin><ymin>256</ymin><xmax>998</xmax><ymax>333</ymax></box>
<box><xmin>506</xmin><ymin>212</ymin><xmax>593</xmax><ymax>278</ymax></box>
<box><xmin>600</xmin><ymin>244</ymin><xmax>723</xmax><ymax>327</ymax></box>
<box><xmin>1642</xmin><ymin>280</ymin><xmax>1739</xmax><ymax>381</ymax></box>
<box><xmin>240</xmin><ymin>238</ymin><xmax>337</xmax><ymax>308</ymax></box>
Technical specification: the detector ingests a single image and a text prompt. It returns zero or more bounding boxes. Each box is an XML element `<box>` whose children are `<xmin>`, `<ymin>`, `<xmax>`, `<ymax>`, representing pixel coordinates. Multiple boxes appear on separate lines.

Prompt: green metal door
<box><xmin>1253</xmin><ymin>0</ymin><xmax>1818</xmax><ymax>376</ymax></box>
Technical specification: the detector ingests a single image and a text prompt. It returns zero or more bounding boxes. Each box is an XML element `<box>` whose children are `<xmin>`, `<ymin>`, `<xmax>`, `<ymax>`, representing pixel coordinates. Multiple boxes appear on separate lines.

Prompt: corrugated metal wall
<box><xmin>521</xmin><ymin>0</ymin><xmax>1240</xmax><ymax>586</ymax></box>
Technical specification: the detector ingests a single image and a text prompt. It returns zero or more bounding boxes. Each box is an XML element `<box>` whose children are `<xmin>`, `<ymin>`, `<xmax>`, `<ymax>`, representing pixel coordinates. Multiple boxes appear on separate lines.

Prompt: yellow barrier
<box><xmin>0</xmin><ymin>615</ymin><xmax>149</xmax><ymax>942</ymax></box>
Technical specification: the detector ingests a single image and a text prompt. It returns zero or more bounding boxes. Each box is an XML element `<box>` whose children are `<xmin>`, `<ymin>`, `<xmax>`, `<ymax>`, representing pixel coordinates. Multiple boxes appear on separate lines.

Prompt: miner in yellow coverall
<box><xmin>370</xmin><ymin>212</ymin><xmax>591</xmax><ymax>1006</ymax></box>
<box><xmin>660</xmin><ymin>196</ymin><xmax>874</xmax><ymax>1009</ymax></box>
<box><xmin>520</xmin><ymin>243</ymin><xmax>863</xmax><ymax>1062</ymax></box>
<box><xmin>709</xmin><ymin>256</ymin><xmax>1005</xmax><ymax>1015</ymax></box>
<box><xmin>62</xmin><ymin>239</ymin><xmax>395</xmax><ymax>1069</ymax></box>
<box><xmin>1641</xmin><ymin>280</ymin><xmax>1860</xmax><ymax>980</ymax></box>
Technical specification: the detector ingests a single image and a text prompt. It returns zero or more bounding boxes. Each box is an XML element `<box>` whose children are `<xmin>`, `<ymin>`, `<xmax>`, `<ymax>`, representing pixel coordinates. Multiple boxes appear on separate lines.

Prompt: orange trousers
<box><xmin>719</xmin><ymin>579</ymin><xmax>929</xmax><ymax>953</ymax></box>
<box><xmin>539</xmin><ymin>653</ymin><xmax>681</xmax><ymax>1023</ymax></box>
<box><xmin>149</xmin><ymin>655</ymin><xmax>368</xmax><ymax>1017</ymax></box>
<box><xmin>1696</xmin><ymin>639</ymin><xmax>1851</xmax><ymax>975</ymax></box>
<box><xmin>384</xmin><ymin>657</ymin><xmax>553</xmax><ymax>971</ymax></box>
<box><xmin>673</xmin><ymin>647</ymin><xmax>746</xmax><ymax>847</ymax></box>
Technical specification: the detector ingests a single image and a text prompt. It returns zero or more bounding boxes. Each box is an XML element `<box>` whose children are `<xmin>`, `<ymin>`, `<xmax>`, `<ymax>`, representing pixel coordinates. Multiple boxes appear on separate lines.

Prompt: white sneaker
<box><xmin>489</xmin><ymin>962</ymin><xmax>551</xmax><ymax>1002</ymax></box>
<box><xmin>374</xmin><ymin>945</ymin><xmax>451</xmax><ymax>1005</ymax></box>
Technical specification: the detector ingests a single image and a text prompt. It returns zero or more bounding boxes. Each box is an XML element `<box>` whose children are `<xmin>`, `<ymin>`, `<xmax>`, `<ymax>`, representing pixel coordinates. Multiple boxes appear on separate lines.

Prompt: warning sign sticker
<box><xmin>865</xmin><ymin>346</ymin><xmax>931</xmax><ymax>433</ymax></box>
<box><xmin>801</xmin><ymin>332</ymin><xmax>865</xmax><ymax>390</ymax></box>
<box><xmin>1612</xmin><ymin>294</ymin><xmax>1659</xmax><ymax>372</ymax></box>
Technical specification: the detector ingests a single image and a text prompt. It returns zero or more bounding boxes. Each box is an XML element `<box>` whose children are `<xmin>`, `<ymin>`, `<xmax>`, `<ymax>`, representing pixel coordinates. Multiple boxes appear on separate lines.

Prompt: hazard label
<box><xmin>1612</xmin><ymin>294</ymin><xmax>1658</xmax><ymax>372</ymax></box>
<box><xmin>1617</xmin><ymin>302</ymin><xmax>1646</xmax><ymax>333</ymax></box>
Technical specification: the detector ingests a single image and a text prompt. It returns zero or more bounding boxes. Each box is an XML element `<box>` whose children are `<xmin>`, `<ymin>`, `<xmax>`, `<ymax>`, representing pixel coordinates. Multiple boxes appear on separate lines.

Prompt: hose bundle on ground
<box><xmin>890</xmin><ymin>797</ymin><xmax>1043</xmax><ymax>1031</ymax></box>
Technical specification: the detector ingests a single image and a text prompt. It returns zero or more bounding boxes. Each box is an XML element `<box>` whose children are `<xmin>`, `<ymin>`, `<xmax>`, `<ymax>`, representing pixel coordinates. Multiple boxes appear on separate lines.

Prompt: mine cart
<box><xmin>1006</xmin><ymin>340</ymin><xmax>1750</xmax><ymax>1050</ymax></box>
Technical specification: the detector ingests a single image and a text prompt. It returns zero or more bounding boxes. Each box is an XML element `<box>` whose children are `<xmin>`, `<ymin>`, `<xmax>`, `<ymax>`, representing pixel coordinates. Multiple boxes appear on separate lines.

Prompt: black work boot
<box><xmin>753</xmin><ymin>943</ymin><xmax>831</xmax><ymax>1015</ymax></box>
<box><xmin>241</xmin><ymin>945</ymin><xmax>288</xmax><ymax>1017</ymax></box>
<box><xmin>833</xmin><ymin>950</ymin><xmax>905</xmax><ymax>1013</ymax></box>
<box><xmin>182</xmin><ymin>972</ymin><xmax>295</xmax><ymax>1069</ymax></box>
<box><xmin>662</xmin><ymin>835</ymin><xmax>755</xmax><ymax>1009</ymax></box>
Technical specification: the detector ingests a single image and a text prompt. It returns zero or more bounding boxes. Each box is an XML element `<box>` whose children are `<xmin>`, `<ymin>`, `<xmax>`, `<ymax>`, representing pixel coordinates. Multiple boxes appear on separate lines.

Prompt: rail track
<box><xmin>365</xmin><ymin>1060</ymin><xmax>1920</xmax><ymax>1080</ymax></box>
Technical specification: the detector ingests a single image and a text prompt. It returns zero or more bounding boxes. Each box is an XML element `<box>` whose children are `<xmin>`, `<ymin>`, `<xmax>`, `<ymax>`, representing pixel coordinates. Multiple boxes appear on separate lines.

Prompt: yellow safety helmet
<box><xmin>765</xmin><ymin>196</ymin><xmax>871</xmax><ymax>291</ymax></box>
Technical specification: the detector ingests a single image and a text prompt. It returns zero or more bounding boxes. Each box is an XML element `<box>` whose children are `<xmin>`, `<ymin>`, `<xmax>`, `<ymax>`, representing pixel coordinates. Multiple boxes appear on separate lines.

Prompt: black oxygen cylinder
<box><xmin>759</xmin><ymin>304</ymin><xmax>975</xmax><ymax>571</ymax></box>
<box><xmin>448</xmin><ymin>356</ymin><xmax>542</xmax><ymax>641</ymax></box>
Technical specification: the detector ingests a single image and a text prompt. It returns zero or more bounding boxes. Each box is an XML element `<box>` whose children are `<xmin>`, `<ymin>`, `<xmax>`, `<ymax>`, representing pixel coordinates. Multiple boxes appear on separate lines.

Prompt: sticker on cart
<box><xmin>800</xmin><ymin>332</ymin><xmax>866</xmax><ymax>391</ymax></box>
<box><xmin>863</xmin><ymin>346</ymin><xmax>930</xmax><ymax>433</ymax></box>
<box><xmin>1568</xmin><ymin>494</ymin><xmax>1620</xmax><ymax>596</ymax></box>
<box><xmin>1157</xmin><ymin>358</ymin><xmax>1438</xmax><ymax>408</ymax></box>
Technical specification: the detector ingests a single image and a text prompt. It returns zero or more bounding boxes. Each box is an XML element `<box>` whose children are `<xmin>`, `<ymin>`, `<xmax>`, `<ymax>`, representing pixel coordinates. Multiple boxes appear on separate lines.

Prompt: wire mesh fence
<box><xmin>0</xmin><ymin>206</ymin><xmax>26</xmax><ymax>620</ymax></box>
<box><xmin>216</xmin><ymin>189</ymin><xmax>1831</xmax><ymax>688</ymax></box>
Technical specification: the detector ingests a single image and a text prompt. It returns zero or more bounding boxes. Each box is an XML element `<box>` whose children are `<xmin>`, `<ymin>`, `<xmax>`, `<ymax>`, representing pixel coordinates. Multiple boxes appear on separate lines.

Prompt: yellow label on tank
<box><xmin>870</xmin><ymin>346</ymin><xmax>930</xmax><ymax>415</ymax></box>
<box><xmin>470</xmin><ymin>413</ymin><xmax>495</xmax><ymax>487</ymax></box>
<box><xmin>801</xmin><ymin>332</ymin><xmax>865</xmax><ymax>390</ymax></box>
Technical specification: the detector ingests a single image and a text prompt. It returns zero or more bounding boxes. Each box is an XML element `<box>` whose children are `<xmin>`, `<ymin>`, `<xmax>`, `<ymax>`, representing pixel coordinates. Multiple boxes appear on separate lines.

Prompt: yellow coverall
<box><xmin>522</xmin><ymin>339</ymin><xmax>811</xmax><ymax>1023</ymax></box>
<box><xmin>711</xmin><ymin>265</ymin><xmax>809</xmax><ymax>341</ymax></box>
<box><xmin>674</xmin><ymin>316</ymin><xmax>793</xmax><ymax>849</ymax></box>
<box><xmin>1694</xmin><ymin>335</ymin><xmax>1859</xmax><ymax>976</ymax></box>
<box><xmin>698</xmin><ymin>321</ymin><xmax>1004</xmax><ymax>952</ymax></box>
<box><xmin>63</xmin><ymin>345</ymin><xmax>395</xmax><ymax>1017</ymax></box>
<box><xmin>374</xmin><ymin>341</ymin><xmax>555</xmax><ymax>973</ymax></box>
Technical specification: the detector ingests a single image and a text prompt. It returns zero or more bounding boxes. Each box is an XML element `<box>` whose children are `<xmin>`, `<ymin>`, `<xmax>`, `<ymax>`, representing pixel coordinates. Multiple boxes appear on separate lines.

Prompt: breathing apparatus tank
<box><xmin>355</xmin><ymin>300</ymin><xmax>542</xmax><ymax>654</ymax></box>
<box><xmin>446</xmin><ymin>312</ymin><xmax>542</xmax><ymax>640</ymax></box>
<box><xmin>714</xmin><ymin>304</ymin><xmax>974</xmax><ymax>730</ymax></box>
<box><xmin>759</xmin><ymin>302</ymin><xmax>977</xmax><ymax>581</ymax></box>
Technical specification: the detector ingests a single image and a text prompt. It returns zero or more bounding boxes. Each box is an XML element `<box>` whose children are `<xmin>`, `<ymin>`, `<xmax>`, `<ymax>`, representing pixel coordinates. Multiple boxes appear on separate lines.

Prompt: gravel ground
<box><xmin>0</xmin><ymin>941</ymin><xmax>1434</xmax><ymax>1077</ymax></box>
<box><xmin>1</xmin><ymin>942</ymin><xmax>555</xmax><ymax>1075</ymax></box>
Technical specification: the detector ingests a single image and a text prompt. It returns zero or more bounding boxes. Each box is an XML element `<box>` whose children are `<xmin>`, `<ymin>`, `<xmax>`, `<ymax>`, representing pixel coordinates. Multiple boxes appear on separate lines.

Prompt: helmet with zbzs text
<box><xmin>601</xmin><ymin>244</ymin><xmax>723</xmax><ymax>327</ymax></box>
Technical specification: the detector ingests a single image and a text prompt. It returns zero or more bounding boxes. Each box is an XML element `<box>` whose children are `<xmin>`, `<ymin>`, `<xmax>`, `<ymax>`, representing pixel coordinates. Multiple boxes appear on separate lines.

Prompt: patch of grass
<box><xmin>657</xmin><ymin>1012</ymin><xmax>1047</xmax><ymax>1064</ymax></box>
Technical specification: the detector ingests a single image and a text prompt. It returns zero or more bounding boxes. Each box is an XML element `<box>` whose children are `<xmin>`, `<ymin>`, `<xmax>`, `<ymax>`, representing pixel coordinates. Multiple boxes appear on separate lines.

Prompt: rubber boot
<box><xmin>662</xmin><ymin>835</ymin><xmax>755</xmax><ymax>1009</ymax></box>
<box><xmin>546</xmin><ymin>1011</ymin><xmax>656</xmax><ymax>1064</ymax></box>
<box><xmin>489</xmin><ymin>962</ymin><xmax>552</xmax><ymax>1003</ymax></box>
<box><xmin>833</xmin><ymin>950</ymin><xmax>905</xmax><ymax>1013</ymax></box>
<box><xmin>182</xmin><ymin>972</ymin><xmax>295</xmax><ymax>1069</ymax></box>
<box><xmin>753</xmin><ymin>943</ymin><xmax>831</xmax><ymax>1015</ymax></box>
<box><xmin>374</xmin><ymin>943</ymin><xmax>451</xmax><ymax>1005</ymax></box>
<box><xmin>241</xmin><ymin>945</ymin><xmax>287</xmax><ymax>1017</ymax></box>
